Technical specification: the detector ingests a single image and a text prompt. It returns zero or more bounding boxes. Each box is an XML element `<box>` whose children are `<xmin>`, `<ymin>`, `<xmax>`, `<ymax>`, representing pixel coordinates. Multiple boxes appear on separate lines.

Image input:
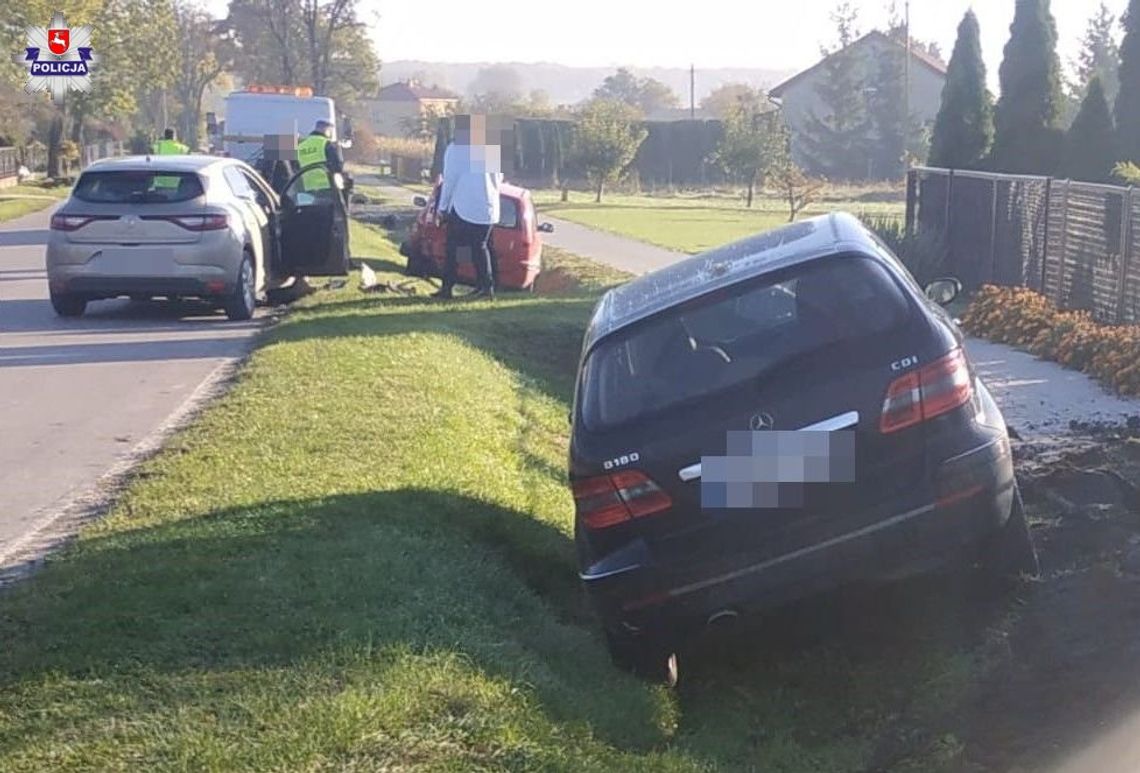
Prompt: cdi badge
<box><xmin>15</xmin><ymin>11</ymin><xmax>99</xmax><ymax>101</ymax></box>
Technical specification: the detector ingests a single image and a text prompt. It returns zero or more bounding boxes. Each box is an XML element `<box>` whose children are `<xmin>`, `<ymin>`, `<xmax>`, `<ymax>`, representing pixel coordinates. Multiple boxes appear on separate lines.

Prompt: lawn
<box><xmin>0</xmin><ymin>219</ymin><xmax>999</xmax><ymax>771</ymax></box>
<box><xmin>534</xmin><ymin>186</ymin><xmax>906</xmax><ymax>255</ymax></box>
<box><xmin>0</xmin><ymin>182</ymin><xmax>70</xmax><ymax>222</ymax></box>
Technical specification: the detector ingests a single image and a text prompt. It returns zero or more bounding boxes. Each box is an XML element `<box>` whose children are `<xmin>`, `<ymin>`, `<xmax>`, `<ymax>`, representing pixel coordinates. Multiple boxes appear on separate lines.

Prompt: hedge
<box><xmin>961</xmin><ymin>285</ymin><xmax>1140</xmax><ymax>396</ymax></box>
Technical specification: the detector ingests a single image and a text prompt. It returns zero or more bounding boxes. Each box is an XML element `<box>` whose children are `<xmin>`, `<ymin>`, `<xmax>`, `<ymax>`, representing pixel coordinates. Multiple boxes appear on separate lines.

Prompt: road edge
<box><xmin>0</xmin><ymin>353</ymin><xmax>249</xmax><ymax>589</ymax></box>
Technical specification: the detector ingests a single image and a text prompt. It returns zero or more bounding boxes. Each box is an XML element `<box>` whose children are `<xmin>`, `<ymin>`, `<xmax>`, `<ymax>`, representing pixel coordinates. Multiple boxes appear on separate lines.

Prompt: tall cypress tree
<box><xmin>1065</xmin><ymin>77</ymin><xmax>1116</xmax><ymax>182</ymax></box>
<box><xmin>929</xmin><ymin>10</ymin><xmax>993</xmax><ymax>169</ymax></box>
<box><xmin>990</xmin><ymin>0</ymin><xmax>1065</xmax><ymax>174</ymax></box>
<box><xmin>1117</xmin><ymin>0</ymin><xmax>1140</xmax><ymax>163</ymax></box>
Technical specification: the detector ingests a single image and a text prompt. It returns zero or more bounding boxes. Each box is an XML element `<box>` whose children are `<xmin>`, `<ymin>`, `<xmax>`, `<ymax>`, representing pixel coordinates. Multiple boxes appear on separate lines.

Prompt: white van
<box><xmin>222</xmin><ymin>87</ymin><xmax>338</xmax><ymax>165</ymax></box>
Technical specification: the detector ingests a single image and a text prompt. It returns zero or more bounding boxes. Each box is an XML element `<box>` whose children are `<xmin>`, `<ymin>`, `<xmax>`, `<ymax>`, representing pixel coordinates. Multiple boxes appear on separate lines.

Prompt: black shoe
<box><xmin>467</xmin><ymin>287</ymin><xmax>494</xmax><ymax>300</ymax></box>
<box><xmin>431</xmin><ymin>288</ymin><xmax>454</xmax><ymax>300</ymax></box>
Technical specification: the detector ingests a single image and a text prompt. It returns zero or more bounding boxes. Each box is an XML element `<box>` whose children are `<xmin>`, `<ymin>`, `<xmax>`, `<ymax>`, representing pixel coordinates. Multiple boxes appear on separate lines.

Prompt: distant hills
<box><xmin>378</xmin><ymin>61</ymin><xmax>797</xmax><ymax>106</ymax></box>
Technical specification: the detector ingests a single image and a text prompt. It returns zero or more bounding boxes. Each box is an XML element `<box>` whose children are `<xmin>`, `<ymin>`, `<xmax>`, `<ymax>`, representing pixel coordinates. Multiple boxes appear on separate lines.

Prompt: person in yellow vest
<box><xmin>151</xmin><ymin>128</ymin><xmax>189</xmax><ymax>191</ymax></box>
<box><xmin>152</xmin><ymin>128</ymin><xmax>188</xmax><ymax>155</ymax></box>
<box><xmin>296</xmin><ymin>120</ymin><xmax>344</xmax><ymax>199</ymax></box>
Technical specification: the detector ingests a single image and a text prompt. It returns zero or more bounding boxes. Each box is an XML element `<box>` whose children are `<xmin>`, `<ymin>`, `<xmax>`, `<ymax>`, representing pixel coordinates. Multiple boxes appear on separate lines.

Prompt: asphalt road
<box><xmin>0</xmin><ymin>206</ymin><xmax>262</xmax><ymax>564</ymax></box>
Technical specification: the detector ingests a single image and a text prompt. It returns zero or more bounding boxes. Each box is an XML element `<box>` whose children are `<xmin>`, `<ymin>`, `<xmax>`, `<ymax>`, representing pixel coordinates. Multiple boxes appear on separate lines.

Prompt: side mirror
<box><xmin>413</xmin><ymin>195</ymin><xmax>428</xmax><ymax>207</ymax></box>
<box><xmin>537</xmin><ymin>222</ymin><xmax>554</xmax><ymax>233</ymax></box>
<box><xmin>925</xmin><ymin>278</ymin><xmax>962</xmax><ymax>306</ymax></box>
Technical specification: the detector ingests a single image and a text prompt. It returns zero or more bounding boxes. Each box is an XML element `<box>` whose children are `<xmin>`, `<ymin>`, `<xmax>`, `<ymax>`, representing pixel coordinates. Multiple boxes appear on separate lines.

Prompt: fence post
<box><xmin>905</xmin><ymin>170</ymin><xmax>917</xmax><ymax>236</ymax></box>
<box><xmin>1117</xmin><ymin>187</ymin><xmax>1134</xmax><ymax>324</ymax></box>
<box><xmin>1040</xmin><ymin>178</ymin><xmax>1052</xmax><ymax>293</ymax></box>
<box><xmin>989</xmin><ymin>178</ymin><xmax>999</xmax><ymax>284</ymax></box>
<box><xmin>1056</xmin><ymin>180</ymin><xmax>1071</xmax><ymax>306</ymax></box>
<box><xmin>944</xmin><ymin>169</ymin><xmax>955</xmax><ymax>278</ymax></box>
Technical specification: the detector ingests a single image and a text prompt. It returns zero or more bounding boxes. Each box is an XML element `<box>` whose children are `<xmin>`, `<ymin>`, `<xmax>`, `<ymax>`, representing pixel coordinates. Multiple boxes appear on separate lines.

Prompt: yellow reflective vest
<box><xmin>151</xmin><ymin>138</ymin><xmax>189</xmax><ymax>189</ymax></box>
<box><xmin>152</xmin><ymin>139</ymin><xmax>188</xmax><ymax>155</ymax></box>
<box><xmin>297</xmin><ymin>134</ymin><xmax>330</xmax><ymax>191</ymax></box>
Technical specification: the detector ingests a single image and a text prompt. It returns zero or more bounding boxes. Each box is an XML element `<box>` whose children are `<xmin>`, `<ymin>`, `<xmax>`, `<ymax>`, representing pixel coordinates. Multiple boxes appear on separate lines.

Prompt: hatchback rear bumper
<box><xmin>581</xmin><ymin>434</ymin><xmax>1015</xmax><ymax>637</ymax></box>
<box><xmin>51</xmin><ymin>274</ymin><xmax>233</xmax><ymax>299</ymax></box>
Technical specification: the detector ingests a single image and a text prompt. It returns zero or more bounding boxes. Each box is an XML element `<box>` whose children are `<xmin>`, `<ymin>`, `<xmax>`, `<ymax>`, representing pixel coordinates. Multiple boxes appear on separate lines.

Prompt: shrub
<box><xmin>861</xmin><ymin>215</ymin><xmax>948</xmax><ymax>287</ymax></box>
<box><xmin>962</xmin><ymin>284</ymin><xmax>1140</xmax><ymax>396</ymax></box>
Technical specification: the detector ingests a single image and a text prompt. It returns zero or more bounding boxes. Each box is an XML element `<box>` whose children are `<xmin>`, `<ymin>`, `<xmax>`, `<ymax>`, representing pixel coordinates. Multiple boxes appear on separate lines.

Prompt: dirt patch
<box><xmin>532</xmin><ymin>267</ymin><xmax>583</xmax><ymax>296</ymax></box>
<box><xmin>943</xmin><ymin>440</ymin><xmax>1140</xmax><ymax>772</ymax></box>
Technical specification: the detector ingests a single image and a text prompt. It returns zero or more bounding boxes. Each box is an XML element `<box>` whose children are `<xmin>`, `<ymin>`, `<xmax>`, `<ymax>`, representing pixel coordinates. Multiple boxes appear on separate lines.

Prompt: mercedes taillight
<box><xmin>572</xmin><ymin>470</ymin><xmax>672</xmax><ymax>530</ymax></box>
<box><xmin>881</xmin><ymin>348</ymin><xmax>973</xmax><ymax>434</ymax></box>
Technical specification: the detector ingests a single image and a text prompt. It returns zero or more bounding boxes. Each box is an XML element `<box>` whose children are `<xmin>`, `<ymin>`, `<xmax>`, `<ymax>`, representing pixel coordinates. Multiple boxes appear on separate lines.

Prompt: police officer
<box><xmin>151</xmin><ymin>128</ymin><xmax>189</xmax><ymax>192</ymax></box>
<box><xmin>296</xmin><ymin>119</ymin><xmax>345</xmax><ymax>198</ymax></box>
<box><xmin>152</xmin><ymin>128</ymin><xmax>188</xmax><ymax>155</ymax></box>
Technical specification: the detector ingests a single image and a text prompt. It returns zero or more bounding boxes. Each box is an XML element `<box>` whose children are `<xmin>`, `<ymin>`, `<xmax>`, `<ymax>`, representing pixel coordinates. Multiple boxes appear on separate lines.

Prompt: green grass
<box><xmin>0</xmin><ymin>221</ymin><xmax>991</xmax><ymax>771</ymax></box>
<box><xmin>0</xmin><ymin>182</ymin><xmax>70</xmax><ymax>222</ymax></box>
<box><xmin>534</xmin><ymin>188</ymin><xmax>905</xmax><ymax>255</ymax></box>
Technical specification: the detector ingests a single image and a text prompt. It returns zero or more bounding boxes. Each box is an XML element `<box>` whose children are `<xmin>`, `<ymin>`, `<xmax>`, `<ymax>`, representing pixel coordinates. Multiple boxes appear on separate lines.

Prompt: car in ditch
<box><xmin>568</xmin><ymin>212</ymin><xmax>1038</xmax><ymax>686</ymax></box>
<box><xmin>399</xmin><ymin>181</ymin><xmax>553</xmax><ymax>292</ymax></box>
<box><xmin>46</xmin><ymin>154</ymin><xmax>349</xmax><ymax>320</ymax></box>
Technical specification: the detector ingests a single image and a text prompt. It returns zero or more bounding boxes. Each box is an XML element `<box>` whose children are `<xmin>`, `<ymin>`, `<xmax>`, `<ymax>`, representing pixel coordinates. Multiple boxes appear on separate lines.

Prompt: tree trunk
<box><xmin>47</xmin><ymin>107</ymin><xmax>66</xmax><ymax>180</ymax></box>
<box><xmin>561</xmin><ymin>181</ymin><xmax>569</xmax><ymax>202</ymax></box>
<box><xmin>746</xmin><ymin>179</ymin><xmax>754</xmax><ymax>208</ymax></box>
<box><xmin>595</xmin><ymin>179</ymin><xmax>604</xmax><ymax>203</ymax></box>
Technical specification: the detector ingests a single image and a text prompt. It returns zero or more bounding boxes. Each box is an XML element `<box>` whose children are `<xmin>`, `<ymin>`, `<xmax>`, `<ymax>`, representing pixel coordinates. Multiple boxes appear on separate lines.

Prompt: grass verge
<box><xmin>0</xmin><ymin>182</ymin><xmax>70</xmax><ymax>222</ymax></box>
<box><xmin>534</xmin><ymin>188</ymin><xmax>905</xmax><ymax>255</ymax></box>
<box><xmin>0</xmin><ymin>218</ymin><xmax>1013</xmax><ymax>771</ymax></box>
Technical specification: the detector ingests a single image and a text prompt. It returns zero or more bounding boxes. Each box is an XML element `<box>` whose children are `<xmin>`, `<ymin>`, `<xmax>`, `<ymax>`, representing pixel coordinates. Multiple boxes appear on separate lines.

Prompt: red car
<box><xmin>400</xmin><ymin>182</ymin><xmax>553</xmax><ymax>291</ymax></box>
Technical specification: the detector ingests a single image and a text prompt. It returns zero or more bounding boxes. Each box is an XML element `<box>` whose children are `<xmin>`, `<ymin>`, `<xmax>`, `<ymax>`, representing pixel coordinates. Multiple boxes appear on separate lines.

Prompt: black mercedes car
<box><xmin>569</xmin><ymin>213</ymin><xmax>1038</xmax><ymax>686</ymax></box>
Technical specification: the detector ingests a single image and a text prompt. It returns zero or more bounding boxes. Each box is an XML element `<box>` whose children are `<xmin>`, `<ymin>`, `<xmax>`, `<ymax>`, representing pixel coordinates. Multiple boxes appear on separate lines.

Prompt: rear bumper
<box><xmin>46</xmin><ymin>231</ymin><xmax>243</xmax><ymax>299</ymax></box>
<box><xmin>51</xmin><ymin>274</ymin><xmax>233</xmax><ymax>299</ymax></box>
<box><xmin>580</xmin><ymin>434</ymin><xmax>1015</xmax><ymax>636</ymax></box>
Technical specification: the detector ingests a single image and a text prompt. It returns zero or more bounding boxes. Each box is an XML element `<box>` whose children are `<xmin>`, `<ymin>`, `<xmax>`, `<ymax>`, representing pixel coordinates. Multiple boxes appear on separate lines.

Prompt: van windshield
<box><xmin>74</xmin><ymin>171</ymin><xmax>205</xmax><ymax>204</ymax></box>
<box><xmin>579</xmin><ymin>255</ymin><xmax>913</xmax><ymax>432</ymax></box>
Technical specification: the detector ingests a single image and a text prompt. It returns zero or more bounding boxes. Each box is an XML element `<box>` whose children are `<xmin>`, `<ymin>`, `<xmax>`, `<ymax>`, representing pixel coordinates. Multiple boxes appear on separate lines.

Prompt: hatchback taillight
<box><xmin>572</xmin><ymin>470</ymin><xmax>672</xmax><ymax>530</ymax></box>
<box><xmin>144</xmin><ymin>214</ymin><xmax>228</xmax><ymax>231</ymax></box>
<box><xmin>881</xmin><ymin>348</ymin><xmax>973</xmax><ymax>433</ymax></box>
<box><xmin>51</xmin><ymin>214</ymin><xmax>98</xmax><ymax>231</ymax></box>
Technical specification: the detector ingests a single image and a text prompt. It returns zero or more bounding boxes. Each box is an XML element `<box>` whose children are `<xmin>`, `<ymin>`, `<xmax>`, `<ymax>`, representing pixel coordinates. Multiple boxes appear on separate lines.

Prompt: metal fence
<box><xmin>907</xmin><ymin>166</ymin><xmax>1140</xmax><ymax>325</ymax></box>
<box><xmin>0</xmin><ymin>141</ymin><xmax>122</xmax><ymax>181</ymax></box>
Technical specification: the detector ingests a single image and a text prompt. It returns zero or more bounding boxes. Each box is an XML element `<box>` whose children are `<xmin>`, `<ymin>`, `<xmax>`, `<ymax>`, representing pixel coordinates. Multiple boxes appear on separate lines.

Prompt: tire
<box><xmin>224</xmin><ymin>253</ymin><xmax>256</xmax><ymax>321</ymax></box>
<box><xmin>50</xmin><ymin>291</ymin><xmax>86</xmax><ymax>317</ymax></box>
<box><xmin>981</xmin><ymin>486</ymin><xmax>1040</xmax><ymax>581</ymax></box>
<box><xmin>604</xmin><ymin>628</ymin><xmax>680</xmax><ymax>688</ymax></box>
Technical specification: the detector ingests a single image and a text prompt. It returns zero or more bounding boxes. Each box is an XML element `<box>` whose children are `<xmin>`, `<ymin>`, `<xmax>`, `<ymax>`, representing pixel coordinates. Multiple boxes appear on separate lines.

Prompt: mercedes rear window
<box><xmin>579</xmin><ymin>255</ymin><xmax>914</xmax><ymax>432</ymax></box>
<box><xmin>73</xmin><ymin>171</ymin><xmax>205</xmax><ymax>204</ymax></box>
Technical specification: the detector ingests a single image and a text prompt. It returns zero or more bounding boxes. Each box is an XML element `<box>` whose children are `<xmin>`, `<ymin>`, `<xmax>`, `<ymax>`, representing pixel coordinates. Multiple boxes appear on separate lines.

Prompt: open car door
<box><xmin>278</xmin><ymin>163</ymin><xmax>349</xmax><ymax>277</ymax></box>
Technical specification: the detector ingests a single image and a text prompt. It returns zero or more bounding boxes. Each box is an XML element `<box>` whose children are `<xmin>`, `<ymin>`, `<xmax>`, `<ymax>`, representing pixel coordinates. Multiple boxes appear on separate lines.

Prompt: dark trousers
<box><xmin>443</xmin><ymin>214</ymin><xmax>495</xmax><ymax>291</ymax></box>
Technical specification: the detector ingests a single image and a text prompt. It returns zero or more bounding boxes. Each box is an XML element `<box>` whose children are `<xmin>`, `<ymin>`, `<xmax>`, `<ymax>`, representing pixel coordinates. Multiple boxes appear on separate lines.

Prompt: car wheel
<box><xmin>224</xmin><ymin>253</ymin><xmax>256</xmax><ymax>321</ymax></box>
<box><xmin>604</xmin><ymin>628</ymin><xmax>680</xmax><ymax>688</ymax></box>
<box><xmin>50</xmin><ymin>291</ymin><xmax>86</xmax><ymax>318</ymax></box>
<box><xmin>981</xmin><ymin>486</ymin><xmax>1040</xmax><ymax>581</ymax></box>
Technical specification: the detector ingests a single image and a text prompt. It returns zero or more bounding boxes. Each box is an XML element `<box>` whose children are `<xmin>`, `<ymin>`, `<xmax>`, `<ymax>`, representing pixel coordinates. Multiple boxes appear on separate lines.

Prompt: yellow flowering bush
<box><xmin>962</xmin><ymin>285</ymin><xmax>1140</xmax><ymax>396</ymax></box>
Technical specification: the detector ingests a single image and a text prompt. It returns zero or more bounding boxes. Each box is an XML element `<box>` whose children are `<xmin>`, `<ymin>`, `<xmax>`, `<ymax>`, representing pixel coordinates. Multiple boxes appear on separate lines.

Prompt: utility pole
<box><xmin>690</xmin><ymin>63</ymin><xmax>695</xmax><ymax>119</ymax></box>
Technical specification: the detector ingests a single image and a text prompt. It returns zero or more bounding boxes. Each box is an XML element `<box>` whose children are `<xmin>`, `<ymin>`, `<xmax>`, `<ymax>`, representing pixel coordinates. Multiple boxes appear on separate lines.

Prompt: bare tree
<box><xmin>173</xmin><ymin>1</ymin><xmax>234</xmax><ymax>148</ymax></box>
<box><xmin>301</xmin><ymin>0</ymin><xmax>358</xmax><ymax>96</ymax></box>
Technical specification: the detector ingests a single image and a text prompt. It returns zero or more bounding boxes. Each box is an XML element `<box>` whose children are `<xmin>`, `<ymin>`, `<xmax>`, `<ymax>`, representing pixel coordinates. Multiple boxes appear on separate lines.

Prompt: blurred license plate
<box><xmin>700</xmin><ymin>430</ymin><xmax>856</xmax><ymax>510</ymax></box>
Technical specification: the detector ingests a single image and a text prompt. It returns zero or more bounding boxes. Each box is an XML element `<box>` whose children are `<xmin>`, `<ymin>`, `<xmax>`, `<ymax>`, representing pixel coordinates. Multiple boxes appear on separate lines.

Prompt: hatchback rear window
<box><xmin>73</xmin><ymin>171</ymin><xmax>205</xmax><ymax>203</ymax></box>
<box><xmin>580</xmin><ymin>255</ymin><xmax>913</xmax><ymax>431</ymax></box>
<box><xmin>498</xmin><ymin>196</ymin><xmax>520</xmax><ymax>228</ymax></box>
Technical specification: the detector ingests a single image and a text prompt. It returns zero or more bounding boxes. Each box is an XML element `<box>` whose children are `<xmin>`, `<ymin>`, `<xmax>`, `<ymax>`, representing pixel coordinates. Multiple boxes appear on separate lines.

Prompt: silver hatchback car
<box><xmin>46</xmin><ymin>155</ymin><xmax>349</xmax><ymax>320</ymax></box>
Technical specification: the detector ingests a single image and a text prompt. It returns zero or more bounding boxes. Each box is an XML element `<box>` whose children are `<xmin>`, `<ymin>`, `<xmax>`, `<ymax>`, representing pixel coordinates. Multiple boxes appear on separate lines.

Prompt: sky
<box><xmin>203</xmin><ymin>0</ymin><xmax>1128</xmax><ymax>91</ymax></box>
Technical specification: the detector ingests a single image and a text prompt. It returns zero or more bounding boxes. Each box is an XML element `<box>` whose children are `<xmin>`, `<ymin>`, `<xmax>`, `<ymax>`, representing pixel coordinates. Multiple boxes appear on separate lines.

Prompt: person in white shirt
<box><xmin>433</xmin><ymin>113</ymin><xmax>504</xmax><ymax>300</ymax></box>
